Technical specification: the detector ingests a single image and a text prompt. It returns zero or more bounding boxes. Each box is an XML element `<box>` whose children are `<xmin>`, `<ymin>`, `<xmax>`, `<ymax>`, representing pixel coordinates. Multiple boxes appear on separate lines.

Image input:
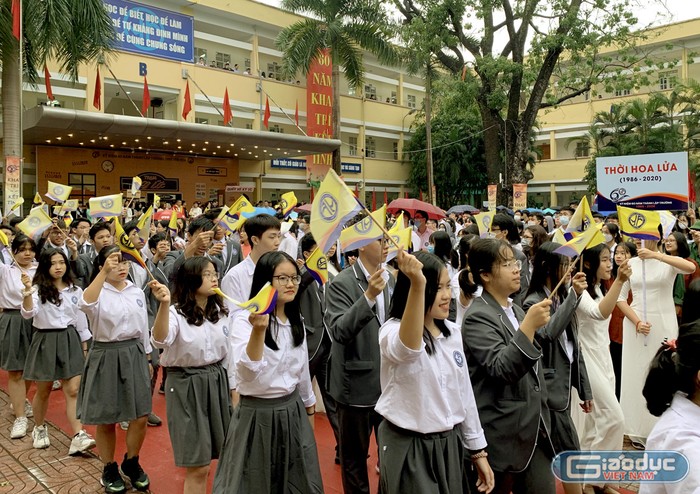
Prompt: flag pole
<box><xmin>359</xmin><ymin>203</ymin><xmax>402</xmax><ymax>251</ymax></box>
<box><xmin>548</xmin><ymin>258</ymin><xmax>578</xmax><ymax>300</ymax></box>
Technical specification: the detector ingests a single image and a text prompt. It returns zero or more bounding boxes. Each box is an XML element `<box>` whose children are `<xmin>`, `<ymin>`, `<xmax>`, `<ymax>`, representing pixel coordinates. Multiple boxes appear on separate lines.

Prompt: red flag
<box><xmin>295</xmin><ymin>100</ymin><xmax>299</xmax><ymax>127</ymax></box>
<box><xmin>92</xmin><ymin>68</ymin><xmax>101</xmax><ymax>110</ymax></box>
<box><xmin>384</xmin><ymin>188</ymin><xmax>388</xmax><ymax>205</ymax></box>
<box><xmin>354</xmin><ymin>182</ymin><xmax>359</xmax><ymax>198</ymax></box>
<box><xmin>372</xmin><ymin>188</ymin><xmax>376</xmax><ymax>210</ymax></box>
<box><xmin>404</xmin><ymin>191</ymin><xmax>408</xmax><ymax>199</ymax></box>
<box><xmin>690</xmin><ymin>171</ymin><xmax>697</xmax><ymax>206</ymax></box>
<box><xmin>310</xmin><ymin>187</ymin><xmax>314</xmax><ymax>202</ymax></box>
<box><xmin>223</xmin><ymin>88</ymin><xmax>232</xmax><ymax>126</ymax></box>
<box><xmin>44</xmin><ymin>65</ymin><xmax>54</xmax><ymax>101</ymax></box>
<box><xmin>182</xmin><ymin>81</ymin><xmax>192</xmax><ymax>120</ymax></box>
<box><xmin>141</xmin><ymin>77</ymin><xmax>150</xmax><ymax>117</ymax></box>
<box><xmin>419</xmin><ymin>190</ymin><xmax>424</xmax><ymax>201</ymax></box>
<box><xmin>11</xmin><ymin>0</ymin><xmax>20</xmax><ymax>40</ymax></box>
<box><xmin>263</xmin><ymin>97</ymin><xmax>271</xmax><ymax>129</ymax></box>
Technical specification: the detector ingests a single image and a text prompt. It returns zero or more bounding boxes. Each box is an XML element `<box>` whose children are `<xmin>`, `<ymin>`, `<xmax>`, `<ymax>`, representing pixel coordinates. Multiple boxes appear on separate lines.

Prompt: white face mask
<box><xmin>514</xmin><ymin>215</ymin><xmax>521</xmax><ymax>221</ymax></box>
<box><xmin>559</xmin><ymin>216</ymin><xmax>570</xmax><ymax>226</ymax></box>
<box><xmin>603</xmin><ymin>233</ymin><xmax>614</xmax><ymax>243</ymax></box>
<box><xmin>679</xmin><ymin>222</ymin><xmax>688</xmax><ymax>230</ymax></box>
<box><xmin>521</xmin><ymin>238</ymin><xmax>531</xmax><ymax>247</ymax></box>
<box><xmin>527</xmin><ymin>220</ymin><xmax>537</xmax><ymax>227</ymax></box>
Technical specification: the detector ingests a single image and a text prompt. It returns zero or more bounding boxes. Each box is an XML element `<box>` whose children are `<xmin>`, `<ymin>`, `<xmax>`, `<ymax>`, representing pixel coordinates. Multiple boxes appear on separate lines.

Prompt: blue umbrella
<box><xmin>447</xmin><ymin>204</ymin><xmax>479</xmax><ymax>214</ymax></box>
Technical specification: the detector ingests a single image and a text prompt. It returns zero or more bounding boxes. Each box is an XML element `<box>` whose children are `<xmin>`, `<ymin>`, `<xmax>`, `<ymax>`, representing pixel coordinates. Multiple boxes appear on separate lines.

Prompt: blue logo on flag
<box><xmin>318</xmin><ymin>193</ymin><xmax>339</xmax><ymax>222</ymax></box>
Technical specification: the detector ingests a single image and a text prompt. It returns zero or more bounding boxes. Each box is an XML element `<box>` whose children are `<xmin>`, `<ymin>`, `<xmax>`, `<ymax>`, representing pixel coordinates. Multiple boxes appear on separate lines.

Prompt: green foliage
<box><xmin>404</xmin><ymin>78</ymin><xmax>486</xmax><ymax>208</ymax></box>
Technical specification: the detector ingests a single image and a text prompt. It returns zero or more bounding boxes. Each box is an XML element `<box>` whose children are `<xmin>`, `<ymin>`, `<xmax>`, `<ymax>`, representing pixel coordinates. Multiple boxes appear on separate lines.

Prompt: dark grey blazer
<box><xmin>214</xmin><ymin>238</ymin><xmax>243</xmax><ymax>279</ymax></box>
<box><xmin>299</xmin><ymin>269</ymin><xmax>328</xmax><ymax>361</ymax></box>
<box><xmin>71</xmin><ymin>250</ymin><xmax>98</xmax><ymax>289</ymax></box>
<box><xmin>462</xmin><ymin>291</ymin><xmax>552</xmax><ymax>473</ymax></box>
<box><xmin>523</xmin><ymin>288</ymin><xmax>593</xmax><ymax>411</ymax></box>
<box><xmin>325</xmin><ymin>262</ymin><xmax>393</xmax><ymax>407</ymax></box>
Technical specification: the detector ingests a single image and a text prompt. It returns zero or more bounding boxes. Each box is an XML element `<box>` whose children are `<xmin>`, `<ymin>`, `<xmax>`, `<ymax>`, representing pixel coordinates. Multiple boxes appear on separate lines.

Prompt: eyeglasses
<box><xmin>202</xmin><ymin>271</ymin><xmax>218</xmax><ymax>279</ymax></box>
<box><xmin>273</xmin><ymin>275</ymin><xmax>302</xmax><ymax>285</ymax></box>
<box><xmin>501</xmin><ymin>259</ymin><xmax>522</xmax><ymax>271</ymax></box>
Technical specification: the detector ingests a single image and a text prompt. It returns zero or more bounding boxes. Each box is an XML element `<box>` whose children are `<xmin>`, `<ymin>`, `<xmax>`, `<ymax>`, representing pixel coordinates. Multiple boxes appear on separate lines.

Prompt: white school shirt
<box><xmin>21</xmin><ymin>286</ymin><xmax>91</xmax><ymax>342</ymax></box>
<box><xmin>79</xmin><ymin>280</ymin><xmax>152</xmax><ymax>353</ymax></box>
<box><xmin>152</xmin><ymin>306</ymin><xmax>229</xmax><ymax>368</ymax></box>
<box><xmin>0</xmin><ymin>263</ymin><xmax>38</xmax><ymax>309</ymax></box>
<box><xmin>220</xmin><ymin>256</ymin><xmax>255</xmax><ymax>314</ymax></box>
<box><xmin>356</xmin><ymin>258</ymin><xmax>387</xmax><ymax>324</ymax></box>
<box><xmin>231</xmin><ymin>311</ymin><xmax>316</xmax><ymax>408</ymax></box>
<box><xmin>375</xmin><ymin>318</ymin><xmax>488</xmax><ymax>450</ymax></box>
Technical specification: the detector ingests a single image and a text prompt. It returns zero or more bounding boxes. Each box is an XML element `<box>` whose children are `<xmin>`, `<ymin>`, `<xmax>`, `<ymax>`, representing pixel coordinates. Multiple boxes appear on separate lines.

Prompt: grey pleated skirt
<box><xmin>23</xmin><ymin>326</ymin><xmax>84</xmax><ymax>381</ymax></box>
<box><xmin>549</xmin><ymin>408</ymin><xmax>580</xmax><ymax>453</ymax></box>
<box><xmin>378</xmin><ymin>420</ymin><xmax>468</xmax><ymax>494</ymax></box>
<box><xmin>165</xmin><ymin>361</ymin><xmax>232</xmax><ymax>467</ymax></box>
<box><xmin>0</xmin><ymin>309</ymin><xmax>33</xmax><ymax>371</ymax></box>
<box><xmin>212</xmin><ymin>389</ymin><xmax>324</xmax><ymax>494</ymax></box>
<box><xmin>77</xmin><ymin>339</ymin><xmax>152</xmax><ymax>425</ymax></box>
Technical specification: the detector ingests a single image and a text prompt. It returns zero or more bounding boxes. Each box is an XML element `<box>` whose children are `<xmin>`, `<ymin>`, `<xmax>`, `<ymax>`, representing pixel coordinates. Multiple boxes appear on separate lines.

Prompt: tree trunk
<box><xmin>2</xmin><ymin>41</ymin><xmax>22</xmax><ymax>214</ymax></box>
<box><xmin>331</xmin><ymin>63</ymin><xmax>342</xmax><ymax>175</ymax></box>
<box><xmin>424</xmin><ymin>70</ymin><xmax>435</xmax><ymax>205</ymax></box>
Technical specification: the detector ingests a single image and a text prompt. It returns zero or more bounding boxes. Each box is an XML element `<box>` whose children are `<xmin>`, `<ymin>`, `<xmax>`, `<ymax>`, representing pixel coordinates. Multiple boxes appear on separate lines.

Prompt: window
<box><xmin>575</xmin><ymin>140</ymin><xmax>590</xmax><ymax>158</ymax></box>
<box><xmin>267</xmin><ymin>62</ymin><xmax>281</xmax><ymax>80</ymax></box>
<box><xmin>349</xmin><ymin>136</ymin><xmax>357</xmax><ymax>156</ymax></box>
<box><xmin>538</xmin><ymin>144</ymin><xmax>551</xmax><ymax>161</ymax></box>
<box><xmin>245</xmin><ymin>123</ymin><xmax>253</xmax><ymax>130</ymax></box>
<box><xmin>68</xmin><ymin>173</ymin><xmax>96</xmax><ymax>204</ymax></box>
<box><xmin>270</xmin><ymin>124</ymin><xmax>284</xmax><ymax>133</ymax></box>
<box><xmin>390</xmin><ymin>91</ymin><xmax>397</xmax><ymax>104</ymax></box>
<box><xmin>614</xmin><ymin>88</ymin><xmax>631</xmax><ymax>97</ymax></box>
<box><xmin>348</xmin><ymin>85</ymin><xmax>356</xmax><ymax>96</ymax></box>
<box><xmin>244</xmin><ymin>58</ymin><xmax>251</xmax><ymax>70</ymax></box>
<box><xmin>365</xmin><ymin>137</ymin><xmax>376</xmax><ymax>158</ymax></box>
<box><xmin>659</xmin><ymin>72</ymin><xmax>676</xmax><ymax>91</ymax></box>
<box><xmin>215</xmin><ymin>52</ymin><xmax>231</xmax><ymax>69</ymax></box>
<box><xmin>407</xmin><ymin>94</ymin><xmax>416</xmax><ymax>109</ymax></box>
<box><xmin>364</xmin><ymin>84</ymin><xmax>377</xmax><ymax>100</ymax></box>
<box><xmin>393</xmin><ymin>142</ymin><xmax>399</xmax><ymax>160</ymax></box>
<box><xmin>195</xmin><ymin>47</ymin><xmax>207</xmax><ymax>60</ymax></box>
<box><xmin>195</xmin><ymin>117</ymin><xmax>209</xmax><ymax>125</ymax></box>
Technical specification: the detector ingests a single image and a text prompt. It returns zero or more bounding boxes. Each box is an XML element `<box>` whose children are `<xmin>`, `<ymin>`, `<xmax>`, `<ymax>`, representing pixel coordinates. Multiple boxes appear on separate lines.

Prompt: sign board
<box><xmin>306</xmin><ymin>49</ymin><xmax>333</xmax><ymax>182</ymax></box>
<box><xmin>104</xmin><ymin>0</ymin><xmax>194</xmax><ymax>63</ymax></box>
<box><xmin>596</xmin><ymin>152</ymin><xmax>688</xmax><ymax>211</ymax></box>
<box><xmin>271</xmin><ymin>158</ymin><xmax>361</xmax><ymax>174</ymax></box>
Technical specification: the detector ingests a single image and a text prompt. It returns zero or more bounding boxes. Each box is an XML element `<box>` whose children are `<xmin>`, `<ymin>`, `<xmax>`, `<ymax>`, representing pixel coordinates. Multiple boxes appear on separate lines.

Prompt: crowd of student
<box><xmin>1</xmin><ymin>200</ymin><xmax>699</xmax><ymax>494</ymax></box>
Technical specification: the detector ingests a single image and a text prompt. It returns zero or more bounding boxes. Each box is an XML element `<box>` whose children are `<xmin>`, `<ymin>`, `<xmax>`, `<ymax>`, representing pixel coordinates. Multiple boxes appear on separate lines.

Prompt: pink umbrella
<box><xmin>386</xmin><ymin>198</ymin><xmax>446</xmax><ymax>220</ymax></box>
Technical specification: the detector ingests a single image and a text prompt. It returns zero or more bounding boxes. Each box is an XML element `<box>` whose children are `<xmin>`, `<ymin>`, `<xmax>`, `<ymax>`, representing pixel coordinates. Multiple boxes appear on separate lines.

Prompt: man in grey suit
<box><xmin>325</xmin><ymin>239</ymin><xmax>393</xmax><ymax>494</ymax></box>
<box><xmin>71</xmin><ymin>222</ymin><xmax>113</xmax><ymax>288</ymax></box>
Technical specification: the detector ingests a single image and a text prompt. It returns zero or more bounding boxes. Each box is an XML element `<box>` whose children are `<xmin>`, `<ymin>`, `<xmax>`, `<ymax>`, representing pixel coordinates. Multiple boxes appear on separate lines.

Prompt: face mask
<box><xmin>521</xmin><ymin>238</ymin><xmax>531</xmax><ymax>247</ymax></box>
<box><xmin>559</xmin><ymin>216</ymin><xmax>570</xmax><ymax>226</ymax></box>
<box><xmin>514</xmin><ymin>215</ymin><xmax>521</xmax><ymax>221</ymax></box>
<box><xmin>679</xmin><ymin>222</ymin><xmax>688</xmax><ymax>230</ymax></box>
<box><xmin>426</xmin><ymin>245</ymin><xmax>435</xmax><ymax>254</ymax></box>
<box><xmin>527</xmin><ymin>221</ymin><xmax>537</xmax><ymax>227</ymax></box>
<box><xmin>604</xmin><ymin>233</ymin><xmax>613</xmax><ymax>243</ymax></box>
<box><xmin>414</xmin><ymin>220</ymin><xmax>422</xmax><ymax>229</ymax></box>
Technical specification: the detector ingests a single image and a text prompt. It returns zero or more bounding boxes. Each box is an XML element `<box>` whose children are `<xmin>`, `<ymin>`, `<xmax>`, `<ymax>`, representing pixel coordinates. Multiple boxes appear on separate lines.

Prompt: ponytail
<box><xmin>642</xmin><ymin>340</ymin><xmax>679</xmax><ymax>417</ymax></box>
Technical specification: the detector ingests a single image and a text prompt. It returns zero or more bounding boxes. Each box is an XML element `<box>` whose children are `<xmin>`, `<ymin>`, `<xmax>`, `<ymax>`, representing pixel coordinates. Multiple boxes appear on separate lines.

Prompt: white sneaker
<box><xmin>119</xmin><ymin>421</ymin><xmax>129</xmax><ymax>431</ymax></box>
<box><xmin>10</xmin><ymin>416</ymin><xmax>28</xmax><ymax>439</ymax></box>
<box><xmin>32</xmin><ymin>425</ymin><xmax>50</xmax><ymax>449</ymax></box>
<box><xmin>68</xmin><ymin>430</ymin><xmax>96</xmax><ymax>455</ymax></box>
<box><xmin>24</xmin><ymin>400</ymin><xmax>33</xmax><ymax>418</ymax></box>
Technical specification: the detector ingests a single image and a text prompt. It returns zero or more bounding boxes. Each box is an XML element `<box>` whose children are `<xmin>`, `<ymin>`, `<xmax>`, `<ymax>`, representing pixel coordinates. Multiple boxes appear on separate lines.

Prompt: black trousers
<box><xmin>490</xmin><ymin>443</ymin><xmax>556</xmax><ymax>494</ymax></box>
<box><xmin>308</xmin><ymin>333</ymin><xmax>340</xmax><ymax>447</ymax></box>
<box><xmin>336</xmin><ymin>402</ymin><xmax>382</xmax><ymax>494</ymax></box>
<box><xmin>610</xmin><ymin>341</ymin><xmax>623</xmax><ymax>401</ymax></box>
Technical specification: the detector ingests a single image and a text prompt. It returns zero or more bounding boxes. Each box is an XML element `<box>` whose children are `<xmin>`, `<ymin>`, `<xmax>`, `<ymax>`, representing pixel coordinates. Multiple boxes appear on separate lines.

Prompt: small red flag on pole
<box><xmin>372</xmin><ymin>188</ymin><xmax>377</xmax><ymax>210</ymax></box>
<box><xmin>92</xmin><ymin>68</ymin><xmax>101</xmax><ymax>110</ymax></box>
<box><xmin>11</xmin><ymin>0</ymin><xmax>20</xmax><ymax>40</ymax></box>
<box><xmin>263</xmin><ymin>97</ymin><xmax>271</xmax><ymax>129</ymax></box>
<box><xmin>223</xmin><ymin>88</ymin><xmax>232</xmax><ymax>126</ymax></box>
<box><xmin>405</xmin><ymin>191</ymin><xmax>409</xmax><ymax>199</ymax></box>
<box><xmin>419</xmin><ymin>190</ymin><xmax>424</xmax><ymax>201</ymax></box>
<box><xmin>44</xmin><ymin>65</ymin><xmax>54</xmax><ymax>101</ymax></box>
<box><xmin>384</xmin><ymin>187</ymin><xmax>388</xmax><ymax>205</ymax></box>
<box><xmin>354</xmin><ymin>182</ymin><xmax>359</xmax><ymax>198</ymax></box>
<box><xmin>141</xmin><ymin>76</ymin><xmax>150</xmax><ymax>117</ymax></box>
<box><xmin>182</xmin><ymin>81</ymin><xmax>192</xmax><ymax>120</ymax></box>
<box><xmin>295</xmin><ymin>100</ymin><xmax>299</xmax><ymax>127</ymax></box>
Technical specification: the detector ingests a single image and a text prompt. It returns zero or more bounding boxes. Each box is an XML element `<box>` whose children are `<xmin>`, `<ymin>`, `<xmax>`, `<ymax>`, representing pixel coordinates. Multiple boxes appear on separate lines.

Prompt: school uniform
<box><xmin>0</xmin><ymin>263</ymin><xmax>37</xmax><ymax>371</ymax></box>
<box><xmin>219</xmin><ymin>255</ymin><xmax>255</xmax><ymax>323</ymax></box>
<box><xmin>77</xmin><ymin>281</ymin><xmax>152</xmax><ymax>424</ymax></box>
<box><xmin>152</xmin><ymin>307</ymin><xmax>232</xmax><ymax>467</ymax></box>
<box><xmin>71</xmin><ymin>250</ymin><xmax>98</xmax><ymax>289</ymax></box>
<box><xmin>213</xmin><ymin>238</ymin><xmax>243</xmax><ymax>278</ymax></box>
<box><xmin>213</xmin><ymin>312</ymin><xmax>322</xmax><ymax>494</ymax></box>
<box><xmin>21</xmin><ymin>285</ymin><xmax>90</xmax><ymax>381</ymax></box>
<box><xmin>375</xmin><ymin>318</ymin><xmax>487</xmax><ymax>493</ymax></box>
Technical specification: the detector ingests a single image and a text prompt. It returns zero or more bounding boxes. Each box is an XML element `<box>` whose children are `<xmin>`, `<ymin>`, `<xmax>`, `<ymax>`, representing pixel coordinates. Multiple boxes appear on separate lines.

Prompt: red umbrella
<box><xmin>386</xmin><ymin>198</ymin><xmax>446</xmax><ymax>220</ymax></box>
<box><xmin>153</xmin><ymin>209</ymin><xmax>186</xmax><ymax>220</ymax></box>
<box><xmin>294</xmin><ymin>203</ymin><xmax>313</xmax><ymax>213</ymax></box>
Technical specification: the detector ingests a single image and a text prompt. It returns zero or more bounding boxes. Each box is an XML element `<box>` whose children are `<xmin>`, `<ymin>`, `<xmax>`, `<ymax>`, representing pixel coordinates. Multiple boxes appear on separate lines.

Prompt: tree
<box><xmin>405</xmin><ymin>78</ymin><xmax>486</xmax><ymax>208</ymax></box>
<box><xmin>394</xmin><ymin>0</ymin><xmax>664</xmax><ymax>204</ymax></box>
<box><xmin>276</xmin><ymin>0</ymin><xmax>399</xmax><ymax>176</ymax></box>
<box><xmin>1</xmin><ymin>0</ymin><xmax>113</xmax><ymax>205</ymax></box>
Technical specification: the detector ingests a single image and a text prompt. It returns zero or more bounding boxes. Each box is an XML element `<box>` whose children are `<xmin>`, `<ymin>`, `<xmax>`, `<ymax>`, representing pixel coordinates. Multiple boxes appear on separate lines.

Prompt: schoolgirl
<box><xmin>375</xmin><ymin>250</ymin><xmax>494</xmax><ymax>493</ymax></box>
<box><xmin>20</xmin><ymin>248</ymin><xmax>95</xmax><ymax>454</ymax></box>
<box><xmin>78</xmin><ymin>245</ymin><xmax>152</xmax><ymax>494</ymax></box>
<box><xmin>213</xmin><ymin>251</ymin><xmax>323</xmax><ymax>493</ymax></box>
<box><xmin>150</xmin><ymin>257</ymin><xmax>232</xmax><ymax>494</ymax></box>
<box><xmin>0</xmin><ymin>234</ymin><xmax>38</xmax><ymax>439</ymax></box>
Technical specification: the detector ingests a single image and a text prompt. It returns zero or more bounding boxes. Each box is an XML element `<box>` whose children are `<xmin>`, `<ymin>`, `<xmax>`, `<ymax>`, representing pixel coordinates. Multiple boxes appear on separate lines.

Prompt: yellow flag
<box><xmin>9</xmin><ymin>197</ymin><xmax>24</xmax><ymax>213</ymax></box>
<box><xmin>0</xmin><ymin>229</ymin><xmax>9</xmax><ymax>247</ymax></box>
<box><xmin>46</xmin><ymin>181</ymin><xmax>72</xmax><ymax>202</ymax></box>
<box><xmin>473</xmin><ymin>212</ymin><xmax>494</xmax><ymax>238</ymax></box>
<box><xmin>554</xmin><ymin>226</ymin><xmax>606</xmax><ymax>258</ymax></box>
<box><xmin>17</xmin><ymin>206</ymin><xmax>53</xmax><ymax>237</ymax></box>
<box><xmin>280</xmin><ymin>191</ymin><xmax>297</xmax><ymax>217</ymax></box>
<box><xmin>114</xmin><ymin>218</ymin><xmax>147</xmax><ymax>269</ymax></box>
<box><xmin>565</xmin><ymin>196</ymin><xmax>594</xmax><ymax>240</ymax></box>
<box><xmin>339</xmin><ymin>205</ymin><xmax>386</xmax><ymax>251</ymax></box>
<box><xmin>220</xmin><ymin>196</ymin><xmax>256</xmax><ymax>232</ymax></box>
<box><xmin>62</xmin><ymin>199</ymin><xmax>79</xmax><ymax>212</ymax></box>
<box><xmin>33</xmin><ymin>193</ymin><xmax>43</xmax><ymax>205</ymax></box>
<box><xmin>168</xmin><ymin>210</ymin><xmax>179</xmax><ymax>237</ymax></box>
<box><xmin>89</xmin><ymin>193</ymin><xmax>123</xmax><ymax>218</ymax></box>
<box><xmin>136</xmin><ymin>206</ymin><xmax>153</xmax><ymax>244</ymax></box>
<box><xmin>551</xmin><ymin>228</ymin><xmax>567</xmax><ymax>245</ymax></box>
<box><xmin>305</xmin><ymin>247</ymin><xmax>328</xmax><ymax>285</ymax></box>
<box><xmin>154</xmin><ymin>194</ymin><xmax>161</xmax><ymax>208</ymax></box>
<box><xmin>311</xmin><ymin>169</ymin><xmax>363</xmax><ymax>254</ymax></box>
<box><xmin>214</xmin><ymin>282</ymin><xmax>278</xmax><ymax>315</ymax></box>
<box><xmin>617</xmin><ymin>205</ymin><xmax>662</xmax><ymax>240</ymax></box>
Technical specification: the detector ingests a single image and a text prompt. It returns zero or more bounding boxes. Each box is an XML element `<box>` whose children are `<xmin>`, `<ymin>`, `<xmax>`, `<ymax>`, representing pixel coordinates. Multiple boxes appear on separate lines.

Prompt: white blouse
<box><xmin>21</xmin><ymin>285</ymin><xmax>90</xmax><ymax>342</ymax></box>
<box><xmin>375</xmin><ymin>318</ymin><xmax>488</xmax><ymax>450</ymax></box>
<box><xmin>231</xmin><ymin>311</ymin><xmax>315</xmax><ymax>408</ymax></box>
<box><xmin>0</xmin><ymin>263</ymin><xmax>37</xmax><ymax>310</ymax></box>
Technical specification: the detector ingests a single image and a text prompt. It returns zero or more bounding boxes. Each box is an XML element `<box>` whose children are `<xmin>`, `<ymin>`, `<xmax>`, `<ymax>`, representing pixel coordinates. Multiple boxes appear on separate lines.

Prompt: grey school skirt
<box><xmin>23</xmin><ymin>326</ymin><xmax>84</xmax><ymax>381</ymax></box>
<box><xmin>165</xmin><ymin>361</ymin><xmax>232</xmax><ymax>467</ymax></box>
<box><xmin>77</xmin><ymin>339</ymin><xmax>152</xmax><ymax>425</ymax></box>
<box><xmin>0</xmin><ymin>309</ymin><xmax>33</xmax><ymax>372</ymax></box>
<box><xmin>378</xmin><ymin>420</ymin><xmax>468</xmax><ymax>494</ymax></box>
<box><xmin>212</xmin><ymin>389</ymin><xmax>324</xmax><ymax>494</ymax></box>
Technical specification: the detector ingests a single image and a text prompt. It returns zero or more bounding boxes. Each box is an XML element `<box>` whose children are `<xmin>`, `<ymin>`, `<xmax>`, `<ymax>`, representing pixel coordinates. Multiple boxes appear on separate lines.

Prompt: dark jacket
<box><xmin>299</xmin><ymin>269</ymin><xmax>329</xmax><ymax>361</ymax></box>
<box><xmin>213</xmin><ymin>238</ymin><xmax>243</xmax><ymax>279</ymax></box>
<box><xmin>523</xmin><ymin>288</ymin><xmax>592</xmax><ymax>411</ymax></box>
<box><xmin>462</xmin><ymin>291</ymin><xmax>552</xmax><ymax>473</ymax></box>
<box><xmin>325</xmin><ymin>262</ymin><xmax>393</xmax><ymax>407</ymax></box>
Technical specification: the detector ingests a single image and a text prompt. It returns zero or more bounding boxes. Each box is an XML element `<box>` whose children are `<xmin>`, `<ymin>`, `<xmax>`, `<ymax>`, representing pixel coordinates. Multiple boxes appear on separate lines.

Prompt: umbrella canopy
<box><xmin>294</xmin><ymin>203</ymin><xmax>312</xmax><ymax>213</ymax></box>
<box><xmin>153</xmin><ymin>209</ymin><xmax>186</xmax><ymax>220</ymax></box>
<box><xmin>447</xmin><ymin>204</ymin><xmax>480</xmax><ymax>214</ymax></box>
<box><xmin>387</xmin><ymin>198</ymin><xmax>446</xmax><ymax>219</ymax></box>
<box><xmin>495</xmin><ymin>205</ymin><xmax>513</xmax><ymax>215</ymax></box>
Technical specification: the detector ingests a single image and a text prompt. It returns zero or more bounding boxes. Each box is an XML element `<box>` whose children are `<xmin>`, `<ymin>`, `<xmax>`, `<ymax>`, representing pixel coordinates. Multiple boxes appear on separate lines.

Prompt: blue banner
<box><xmin>104</xmin><ymin>0</ymin><xmax>194</xmax><ymax>63</ymax></box>
<box><xmin>271</xmin><ymin>158</ymin><xmax>361</xmax><ymax>174</ymax></box>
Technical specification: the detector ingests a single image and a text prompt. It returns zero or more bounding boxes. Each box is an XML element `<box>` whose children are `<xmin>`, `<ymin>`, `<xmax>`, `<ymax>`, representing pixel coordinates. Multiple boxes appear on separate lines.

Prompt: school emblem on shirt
<box><xmin>453</xmin><ymin>350</ymin><xmax>464</xmax><ymax>368</ymax></box>
<box><xmin>71</xmin><ymin>296</ymin><xmax>78</xmax><ymax>304</ymax></box>
<box><xmin>136</xmin><ymin>299</ymin><xmax>144</xmax><ymax>308</ymax></box>
<box><xmin>223</xmin><ymin>325</ymin><xmax>229</xmax><ymax>337</ymax></box>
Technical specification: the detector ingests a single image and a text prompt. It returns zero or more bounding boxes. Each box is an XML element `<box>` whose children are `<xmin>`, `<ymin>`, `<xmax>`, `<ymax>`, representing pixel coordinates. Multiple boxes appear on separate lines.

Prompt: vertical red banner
<box><xmin>306</xmin><ymin>49</ymin><xmax>333</xmax><ymax>184</ymax></box>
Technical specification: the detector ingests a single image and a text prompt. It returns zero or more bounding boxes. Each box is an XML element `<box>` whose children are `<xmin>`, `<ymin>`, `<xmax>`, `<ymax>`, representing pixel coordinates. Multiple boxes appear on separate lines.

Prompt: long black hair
<box><xmin>249</xmin><ymin>251</ymin><xmax>304</xmax><ymax>350</ymax></box>
<box><xmin>173</xmin><ymin>257</ymin><xmax>228</xmax><ymax>326</ymax></box>
<box><xmin>643</xmin><ymin>322</ymin><xmax>700</xmax><ymax>416</ymax></box>
<box><xmin>33</xmin><ymin>248</ymin><xmax>75</xmax><ymax>306</ymax></box>
<box><xmin>681</xmin><ymin>279</ymin><xmax>700</xmax><ymax>326</ymax></box>
<box><xmin>665</xmin><ymin>231</ymin><xmax>691</xmax><ymax>258</ymax></box>
<box><xmin>429</xmin><ymin>230</ymin><xmax>455</xmax><ymax>267</ymax></box>
<box><xmin>612</xmin><ymin>241</ymin><xmax>637</xmax><ymax>278</ymax></box>
<box><xmin>580</xmin><ymin>244</ymin><xmax>608</xmax><ymax>299</ymax></box>
<box><xmin>526</xmin><ymin>242</ymin><xmax>569</xmax><ymax>301</ymax></box>
<box><xmin>11</xmin><ymin>234</ymin><xmax>36</xmax><ymax>255</ymax></box>
<box><xmin>389</xmin><ymin>251</ymin><xmax>451</xmax><ymax>356</ymax></box>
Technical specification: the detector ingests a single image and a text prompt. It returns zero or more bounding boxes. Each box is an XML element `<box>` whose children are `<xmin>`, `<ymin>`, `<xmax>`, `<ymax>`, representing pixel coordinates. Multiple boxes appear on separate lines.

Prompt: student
<box><xmin>490</xmin><ymin>213</ymin><xmax>529</xmax><ymax>306</ymax></box>
<box><xmin>20</xmin><ymin>248</ymin><xmax>95</xmax><ymax>454</ymax></box>
<box><xmin>204</xmin><ymin>209</ymin><xmax>243</xmax><ymax>278</ymax></box>
<box><xmin>78</xmin><ymin>246</ymin><xmax>153</xmax><ymax>493</ymax></box>
<box><xmin>376</xmin><ymin>250</ymin><xmax>494</xmax><ymax>493</ymax></box>
<box><xmin>166</xmin><ymin>217</ymin><xmax>222</xmax><ymax>292</ymax></box>
<box><xmin>213</xmin><ymin>251</ymin><xmax>322</xmax><ymax>493</ymax></box>
<box><xmin>151</xmin><ymin>257</ymin><xmax>232</xmax><ymax>494</ymax></box>
<box><xmin>70</xmin><ymin>217</ymin><xmax>93</xmax><ymax>256</ymax></box>
<box><xmin>72</xmin><ymin>222</ymin><xmax>113</xmax><ymax>288</ymax></box>
<box><xmin>462</xmin><ymin>238</ymin><xmax>554</xmax><ymax>494</ymax></box>
<box><xmin>0</xmin><ymin>234</ymin><xmax>38</xmax><ymax>439</ymax></box>
<box><xmin>0</xmin><ymin>224</ymin><xmax>16</xmax><ymax>264</ymax></box>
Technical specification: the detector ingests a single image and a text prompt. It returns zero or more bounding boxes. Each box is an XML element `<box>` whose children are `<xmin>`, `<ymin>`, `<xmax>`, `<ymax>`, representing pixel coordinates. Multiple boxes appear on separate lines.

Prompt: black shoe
<box><xmin>101</xmin><ymin>462</ymin><xmax>126</xmax><ymax>493</ymax></box>
<box><xmin>334</xmin><ymin>445</ymin><xmax>340</xmax><ymax>465</ymax></box>
<box><xmin>120</xmin><ymin>454</ymin><xmax>150</xmax><ymax>491</ymax></box>
<box><xmin>147</xmin><ymin>412</ymin><xmax>162</xmax><ymax>426</ymax></box>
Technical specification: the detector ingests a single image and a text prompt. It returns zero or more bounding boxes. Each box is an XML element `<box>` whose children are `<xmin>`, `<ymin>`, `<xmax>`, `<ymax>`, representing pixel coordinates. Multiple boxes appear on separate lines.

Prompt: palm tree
<box><xmin>276</xmin><ymin>0</ymin><xmax>399</xmax><ymax>176</ymax></box>
<box><xmin>1</xmin><ymin>0</ymin><xmax>113</xmax><ymax>202</ymax></box>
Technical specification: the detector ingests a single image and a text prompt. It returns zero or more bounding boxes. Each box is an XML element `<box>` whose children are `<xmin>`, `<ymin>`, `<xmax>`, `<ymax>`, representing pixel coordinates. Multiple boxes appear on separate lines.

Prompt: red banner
<box><xmin>306</xmin><ymin>49</ymin><xmax>333</xmax><ymax>184</ymax></box>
